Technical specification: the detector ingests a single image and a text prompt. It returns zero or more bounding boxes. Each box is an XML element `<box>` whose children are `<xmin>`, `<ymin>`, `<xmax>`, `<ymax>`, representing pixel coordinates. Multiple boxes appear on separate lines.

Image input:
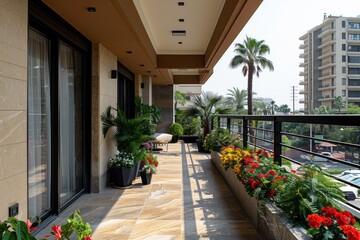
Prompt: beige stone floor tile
<box><xmin>129</xmin><ymin>220</ymin><xmax>182</xmax><ymax>240</ymax></box>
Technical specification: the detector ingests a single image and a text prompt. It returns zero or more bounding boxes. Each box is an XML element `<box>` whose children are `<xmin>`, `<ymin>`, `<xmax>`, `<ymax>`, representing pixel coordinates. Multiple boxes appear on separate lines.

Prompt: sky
<box><xmin>203</xmin><ymin>0</ymin><xmax>360</xmax><ymax>111</ymax></box>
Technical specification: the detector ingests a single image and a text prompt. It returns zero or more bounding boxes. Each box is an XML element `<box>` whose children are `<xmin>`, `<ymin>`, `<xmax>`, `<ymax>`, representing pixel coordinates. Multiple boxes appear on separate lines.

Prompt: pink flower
<box><xmin>26</xmin><ymin>219</ymin><xmax>37</xmax><ymax>232</ymax></box>
<box><xmin>51</xmin><ymin>225</ymin><xmax>62</xmax><ymax>240</ymax></box>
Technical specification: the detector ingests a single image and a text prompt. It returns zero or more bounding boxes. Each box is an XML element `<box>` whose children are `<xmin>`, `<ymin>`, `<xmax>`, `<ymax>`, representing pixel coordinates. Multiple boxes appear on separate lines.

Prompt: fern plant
<box><xmin>277</xmin><ymin>163</ymin><xmax>346</xmax><ymax>227</ymax></box>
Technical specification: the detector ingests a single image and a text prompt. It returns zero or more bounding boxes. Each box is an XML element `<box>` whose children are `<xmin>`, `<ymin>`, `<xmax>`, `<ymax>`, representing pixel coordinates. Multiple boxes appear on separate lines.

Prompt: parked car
<box><xmin>313</xmin><ymin>152</ymin><xmax>332</xmax><ymax>162</ymax></box>
<box><xmin>340</xmin><ymin>185</ymin><xmax>357</xmax><ymax>201</ymax></box>
<box><xmin>338</xmin><ymin>170</ymin><xmax>360</xmax><ymax>177</ymax></box>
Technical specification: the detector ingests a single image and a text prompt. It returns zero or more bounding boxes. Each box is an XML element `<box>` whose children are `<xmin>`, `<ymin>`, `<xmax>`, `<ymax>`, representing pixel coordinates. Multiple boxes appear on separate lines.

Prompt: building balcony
<box><xmin>299</xmin><ymin>98</ymin><xmax>308</xmax><ymax>103</ymax></box>
<box><xmin>318</xmin><ymin>28</ymin><xmax>336</xmax><ymax>38</ymax></box>
<box><xmin>318</xmin><ymin>50</ymin><xmax>335</xmax><ymax>59</ymax></box>
<box><xmin>318</xmin><ymin>61</ymin><xmax>336</xmax><ymax>70</ymax></box>
<box><xmin>318</xmin><ymin>72</ymin><xmax>336</xmax><ymax>80</ymax></box>
<box><xmin>318</xmin><ymin>95</ymin><xmax>334</xmax><ymax>101</ymax></box>
<box><xmin>318</xmin><ymin>39</ymin><xmax>336</xmax><ymax>49</ymax></box>
<box><xmin>319</xmin><ymin>84</ymin><xmax>336</xmax><ymax>90</ymax></box>
<box><xmin>299</xmin><ymin>89</ymin><xmax>306</xmax><ymax>94</ymax></box>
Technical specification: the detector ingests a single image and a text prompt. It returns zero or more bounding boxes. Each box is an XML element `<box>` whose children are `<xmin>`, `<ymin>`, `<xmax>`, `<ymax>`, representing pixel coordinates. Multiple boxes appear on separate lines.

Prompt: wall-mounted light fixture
<box><xmin>111</xmin><ymin>70</ymin><xmax>117</xmax><ymax>79</ymax></box>
<box><xmin>87</xmin><ymin>7</ymin><xmax>96</xmax><ymax>12</ymax></box>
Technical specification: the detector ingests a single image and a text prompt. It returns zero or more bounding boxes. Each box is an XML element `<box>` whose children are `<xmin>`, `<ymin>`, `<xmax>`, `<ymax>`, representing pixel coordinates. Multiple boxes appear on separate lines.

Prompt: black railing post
<box><xmin>217</xmin><ymin>116</ymin><xmax>221</xmax><ymax>129</ymax></box>
<box><xmin>243</xmin><ymin>117</ymin><xmax>248</xmax><ymax>149</ymax></box>
<box><xmin>273</xmin><ymin>117</ymin><xmax>282</xmax><ymax>165</ymax></box>
<box><xmin>227</xmin><ymin>117</ymin><xmax>231</xmax><ymax>131</ymax></box>
<box><xmin>210</xmin><ymin>116</ymin><xmax>214</xmax><ymax>130</ymax></box>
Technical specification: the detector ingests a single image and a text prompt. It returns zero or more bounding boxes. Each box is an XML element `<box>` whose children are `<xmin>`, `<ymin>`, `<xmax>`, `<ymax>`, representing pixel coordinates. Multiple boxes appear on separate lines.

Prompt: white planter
<box><xmin>210</xmin><ymin>151</ymin><xmax>309</xmax><ymax>240</ymax></box>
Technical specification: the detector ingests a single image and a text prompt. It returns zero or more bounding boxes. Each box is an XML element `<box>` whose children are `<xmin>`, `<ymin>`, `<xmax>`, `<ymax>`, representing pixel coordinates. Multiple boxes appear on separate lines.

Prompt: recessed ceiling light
<box><xmin>126</xmin><ymin>51</ymin><xmax>132</xmax><ymax>54</ymax></box>
<box><xmin>140</xmin><ymin>64</ymin><xmax>144</xmax><ymax>67</ymax></box>
<box><xmin>178</xmin><ymin>2</ymin><xmax>184</xmax><ymax>6</ymax></box>
<box><xmin>172</xmin><ymin>30</ymin><xmax>186</xmax><ymax>36</ymax></box>
<box><xmin>179</xmin><ymin>19</ymin><xmax>184</xmax><ymax>22</ymax></box>
<box><xmin>178</xmin><ymin>42</ymin><xmax>183</xmax><ymax>44</ymax></box>
<box><xmin>87</xmin><ymin>7</ymin><xmax>96</xmax><ymax>12</ymax></box>
<box><xmin>153</xmin><ymin>75</ymin><xmax>157</xmax><ymax>78</ymax></box>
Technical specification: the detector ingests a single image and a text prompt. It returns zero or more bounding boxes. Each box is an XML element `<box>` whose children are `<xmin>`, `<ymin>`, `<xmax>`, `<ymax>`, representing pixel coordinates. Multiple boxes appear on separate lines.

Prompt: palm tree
<box><xmin>333</xmin><ymin>96</ymin><xmax>345</xmax><ymax>114</ymax></box>
<box><xmin>186</xmin><ymin>91</ymin><xmax>231</xmax><ymax>140</ymax></box>
<box><xmin>225</xmin><ymin>87</ymin><xmax>247</xmax><ymax>112</ymax></box>
<box><xmin>230</xmin><ymin>36</ymin><xmax>274</xmax><ymax>115</ymax></box>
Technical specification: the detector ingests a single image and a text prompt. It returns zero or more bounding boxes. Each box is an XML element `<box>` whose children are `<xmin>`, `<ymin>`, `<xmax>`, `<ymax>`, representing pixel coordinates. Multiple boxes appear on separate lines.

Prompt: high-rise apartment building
<box><xmin>299</xmin><ymin>15</ymin><xmax>360</xmax><ymax>113</ymax></box>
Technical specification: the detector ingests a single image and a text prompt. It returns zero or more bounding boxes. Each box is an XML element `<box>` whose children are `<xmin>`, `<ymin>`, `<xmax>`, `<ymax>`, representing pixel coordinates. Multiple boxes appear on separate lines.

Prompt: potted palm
<box><xmin>101</xmin><ymin>106</ymin><xmax>150</xmax><ymax>187</ymax></box>
<box><xmin>186</xmin><ymin>91</ymin><xmax>231</xmax><ymax>152</ymax></box>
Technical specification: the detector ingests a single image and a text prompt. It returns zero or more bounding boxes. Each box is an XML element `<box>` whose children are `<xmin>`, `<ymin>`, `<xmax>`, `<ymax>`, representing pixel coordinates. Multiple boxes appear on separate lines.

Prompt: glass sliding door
<box><xmin>58</xmin><ymin>42</ymin><xmax>85</xmax><ymax>205</ymax></box>
<box><xmin>28</xmin><ymin>29</ymin><xmax>52</xmax><ymax>218</ymax></box>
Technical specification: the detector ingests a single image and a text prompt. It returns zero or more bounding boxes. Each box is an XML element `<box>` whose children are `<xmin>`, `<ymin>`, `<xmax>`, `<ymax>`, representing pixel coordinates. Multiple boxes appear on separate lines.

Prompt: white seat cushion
<box><xmin>152</xmin><ymin>133</ymin><xmax>173</xmax><ymax>143</ymax></box>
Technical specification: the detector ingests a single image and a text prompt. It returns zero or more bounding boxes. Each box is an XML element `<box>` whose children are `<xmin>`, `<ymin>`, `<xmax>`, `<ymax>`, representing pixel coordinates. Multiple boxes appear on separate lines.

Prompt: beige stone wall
<box><xmin>91</xmin><ymin>43</ymin><xmax>117</xmax><ymax>192</ymax></box>
<box><xmin>0</xmin><ymin>0</ymin><xmax>28</xmax><ymax>220</ymax></box>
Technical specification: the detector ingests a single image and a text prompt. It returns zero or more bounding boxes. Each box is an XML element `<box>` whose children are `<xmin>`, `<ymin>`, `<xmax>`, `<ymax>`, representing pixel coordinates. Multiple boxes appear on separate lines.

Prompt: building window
<box><xmin>349</xmin><ymin>78</ymin><xmax>360</xmax><ymax>86</ymax></box>
<box><xmin>348</xmin><ymin>56</ymin><xmax>360</xmax><ymax>63</ymax></box>
<box><xmin>348</xmin><ymin>91</ymin><xmax>360</xmax><ymax>98</ymax></box>
<box><xmin>342</xmin><ymin>21</ymin><xmax>346</xmax><ymax>28</ymax></box>
<box><xmin>331</xmin><ymin>33</ymin><xmax>335</xmax><ymax>40</ymax></box>
<box><xmin>342</xmin><ymin>32</ymin><xmax>346</xmax><ymax>39</ymax></box>
<box><xmin>349</xmin><ymin>67</ymin><xmax>360</xmax><ymax>75</ymax></box>
<box><xmin>348</xmin><ymin>45</ymin><xmax>360</xmax><ymax>52</ymax></box>
<box><xmin>349</xmin><ymin>34</ymin><xmax>360</xmax><ymax>41</ymax></box>
<box><xmin>342</xmin><ymin>67</ymin><xmax>346</xmax><ymax>74</ymax></box>
<box><xmin>342</xmin><ymin>78</ymin><xmax>347</xmax><ymax>85</ymax></box>
<box><xmin>342</xmin><ymin>90</ymin><xmax>346</xmax><ymax>97</ymax></box>
<box><xmin>349</xmin><ymin>22</ymin><xmax>360</xmax><ymax>29</ymax></box>
<box><xmin>332</xmin><ymin>44</ymin><xmax>335</xmax><ymax>52</ymax></box>
<box><xmin>342</xmin><ymin>44</ymin><xmax>346</xmax><ymax>51</ymax></box>
<box><xmin>342</xmin><ymin>55</ymin><xmax>346</xmax><ymax>62</ymax></box>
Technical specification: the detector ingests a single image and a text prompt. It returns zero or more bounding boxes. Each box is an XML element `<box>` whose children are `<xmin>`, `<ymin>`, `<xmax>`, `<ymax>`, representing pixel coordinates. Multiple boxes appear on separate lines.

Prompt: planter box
<box><xmin>181</xmin><ymin>135</ymin><xmax>198</xmax><ymax>143</ymax></box>
<box><xmin>210</xmin><ymin>151</ymin><xmax>309</xmax><ymax>240</ymax></box>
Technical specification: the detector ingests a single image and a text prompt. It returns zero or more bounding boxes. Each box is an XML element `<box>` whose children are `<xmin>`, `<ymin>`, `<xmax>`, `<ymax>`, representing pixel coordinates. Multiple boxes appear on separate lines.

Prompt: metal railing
<box><xmin>212</xmin><ymin>114</ymin><xmax>360</xmax><ymax>210</ymax></box>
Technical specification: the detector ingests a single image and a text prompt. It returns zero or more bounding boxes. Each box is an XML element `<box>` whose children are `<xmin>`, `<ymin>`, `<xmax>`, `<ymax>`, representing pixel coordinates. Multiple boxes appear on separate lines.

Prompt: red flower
<box><xmin>291</xmin><ymin>169</ymin><xmax>296</xmax><ymax>173</ymax></box>
<box><xmin>335</xmin><ymin>212</ymin><xmax>354</xmax><ymax>226</ymax></box>
<box><xmin>307</xmin><ymin>214</ymin><xmax>324</xmax><ymax>229</ymax></box>
<box><xmin>342</xmin><ymin>211</ymin><xmax>356</xmax><ymax>225</ymax></box>
<box><xmin>322</xmin><ymin>217</ymin><xmax>333</xmax><ymax>227</ymax></box>
<box><xmin>26</xmin><ymin>219</ymin><xmax>37</xmax><ymax>232</ymax></box>
<box><xmin>266</xmin><ymin>189</ymin><xmax>277</xmax><ymax>198</ymax></box>
<box><xmin>51</xmin><ymin>225</ymin><xmax>62</xmax><ymax>240</ymax></box>
<box><xmin>82</xmin><ymin>235</ymin><xmax>93</xmax><ymax>240</ymax></box>
<box><xmin>148</xmin><ymin>159</ymin><xmax>153</xmax><ymax>164</ymax></box>
<box><xmin>257</xmin><ymin>174</ymin><xmax>265</xmax><ymax>179</ymax></box>
<box><xmin>340</xmin><ymin>225</ymin><xmax>360</xmax><ymax>240</ymax></box>
<box><xmin>247</xmin><ymin>168</ymin><xmax>255</xmax><ymax>173</ymax></box>
<box><xmin>251</xmin><ymin>181</ymin><xmax>260</xmax><ymax>190</ymax></box>
<box><xmin>322</xmin><ymin>206</ymin><xmax>338</xmax><ymax>218</ymax></box>
<box><xmin>154</xmin><ymin>161</ymin><xmax>159</xmax><ymax>167</ymax></box>
<box><xmin>268</xmin><ymin>170</ymin><xmax>277</xmax><ymax>175</ymax></box>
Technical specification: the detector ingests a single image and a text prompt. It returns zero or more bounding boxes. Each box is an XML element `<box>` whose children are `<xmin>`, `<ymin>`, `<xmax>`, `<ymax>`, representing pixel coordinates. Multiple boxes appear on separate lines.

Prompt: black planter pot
<box><xmin>170</xmin><ymin>136</ymin><xmax>179</xmax><ymax>143</ymax></box>
<box><xmin>182</xmin><ymin>135</ymin><xmax>198</xmax><ymax>143</ymax></box>
<box><xmin>196</xmin><ymin>139</ymin><xmax>210</xmax><ymax>153</ymax></box>
<box><xmin>111</xmin><ymin>167</ymin><xmax>133</xmax><ymax>187</ymax></box>
<box><xmin>131</xmin><ymin>161</ymin><xmax>141</xmax><ymax>181</ymax></box>
<box><xmin>140</xmin><ymin>172</ymin><xmax>153</xmax><ymax>185</ymax></box>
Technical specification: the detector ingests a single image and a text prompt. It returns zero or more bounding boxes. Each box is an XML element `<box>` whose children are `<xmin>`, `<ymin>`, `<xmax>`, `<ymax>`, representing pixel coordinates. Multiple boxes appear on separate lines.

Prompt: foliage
<box><xmin>277</xmin><ymin>163</ymin><xmax>346</xmax><ymax>227</ymax></box>
<box><xmin>135</xmin><ymin>97</ymin><xmax>161</xmax><ymax>125</ymax></box>
<box><xmin>230</xmin><ymin>36</ymin><xmax>274</xmax><ymax>115</ymax></box>
<box><xmin>109</xmin><ymin>151</ymin><xmax>135</xmax><ymax>169</ymax></box>
<box><xmin>225</xmin><ymin>87</ymin><xmax>247</xmax><ymax>112</ymax></box>
<box><xmin>204</xmin><ymin>128</ymin><xmax>242</xmax><ymax>152</ymax></box>
<box><xmin>174</xmin><ymin>91</ymin><xmax>186</xmax><ymax>109</ymax></box>
<box><xmin>333</xmin><ymin>96</ymin><xmax>346</xmax><ymax>114</ymax></box>
<box><xmin>178</xmin><ymin>116</ymin><xmax>201</xmax><ymax>136</ymax></box>
<box><xmin>101</xmin><ymin>106</ymin><xmax>150</xmax><ymax>159</ymax></box>
<box><xmin>307</xmin><ymin>206</ymin><xmax>360</xmax><ymax>240</ymax></box>
<box><xmin>169</xmin><ymin>123</ymin><xmax>183</xmax><ymax>137</ymax></box>
<box><xmin>347</xmin><ymin>103</ymin><xmax>360</xmax><ymax>114</ymax></box>
<box><xmin>311</xmin><ymin>105</ymin><xmax>331</xmax><ymax>114</ymax></box>
<box><xmin>185</xmin><ymin>91</ymin><xmax>231</xmax><ymax>140</ymax></box>
<box><xmin>0</xmin><ymin>210</ymin><xmax>91</xmax><ymax>240</ymax></box>
<box><xmin>141</xmin><ymin>153</ymin><xmax>159</xmax><ymax>174</ymax></box>
<box><xmin>277</xmin><ymin>104</ymin><xmax>291</xmax><ymax>114</ymax></box>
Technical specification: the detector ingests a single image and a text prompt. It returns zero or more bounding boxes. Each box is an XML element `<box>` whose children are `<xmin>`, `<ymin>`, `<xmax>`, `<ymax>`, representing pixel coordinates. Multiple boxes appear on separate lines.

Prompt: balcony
<box><xmin>36</xmin><ymin>142</ymin><xmax>260</xmax><ymax>239</ymax></box>
<box><xmin>318</xmin><ymin>72</ymin><xmax>336</xmax><ymax>80</ymax></box>
<box><xmin>318</xmin><ymin>28</ymin><xmax>335</xmax><ymax>38</ymax></box>
<box><xmin>318</xmin><ymin>39</ymin><xmax>336</xmax><ymax>49</ymax></box>
<box><xmin>318</xmin><ymin>95</ymin><xmax>334</xmax><ymax>101</ymax></box>
<box><xmin>318</xmin><ymin>84</ymin><xmax>336</xmax><ymax>90</ymax></box>
<box><xmin>318</xmin><ymin>50</ymin><xmax>335</xmax><ymax>59</ymax></box>
<box><xmin>318</xmin><ymin>60</ymin><xmax>336</xmax><ymax>70</ymax></box>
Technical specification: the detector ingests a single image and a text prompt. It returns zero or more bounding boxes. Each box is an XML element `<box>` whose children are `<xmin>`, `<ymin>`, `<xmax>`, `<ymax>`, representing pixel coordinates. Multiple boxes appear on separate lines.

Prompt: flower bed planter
<box><xmin>210</xmin><ymin>151</ymin><xmax>309</xmax><ymax>240</ymax></box>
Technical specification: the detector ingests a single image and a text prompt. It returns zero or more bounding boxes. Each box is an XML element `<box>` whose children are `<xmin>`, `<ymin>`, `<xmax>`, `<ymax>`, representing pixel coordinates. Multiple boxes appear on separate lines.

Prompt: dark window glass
<box><xmin>349</xmin><ymin>34</ymin><xmax>360</xmax><ymax>40</ymax></box>
<box><xmin>349</xmin><ymin>79</ymin><xmax>360</xmax><ymax>86</ymax></box>
<box><xmin>349</xmin><ymin>67</ymin><xmax>360</xmax><ymax>75</ymax></box>
<box><xmin>342</xmin><ymin>78</ymin><xmax>346</xmax><ymax>85</ymax></box>
<box><xmin>348</xmin><ymin>91</ymin><xmax>360</xmax><ymax>97</ymax></box>
<box><xmin>342</xmin><ymin>67</ymin><xmax>346</xmax><ymax>74</ymax></box>
<box><xmin>342</xmin><ymin>44</ymin><xmax>346</xmax><ymax>51</ymax></box>
<box><xmin>348</xmin><ymin>56</ymin><xmax>360</xmax><ymax>63</ymax></box>
<box><xmin>342</xmin><ymin>55</ymin><xmax>346</xmax><ymax>62</ymax></box>
<box><xmin>342</xmin><ymin>21</ymin><xmax>346</xmax><ymax>28</ymax></box>
<box><xmin>349</xmin><ymin>22</ymin><xmax>360</xmax><ymax>29</ymax></box>
<box><xmin>348</xmin><ymin>45</ymin><xmax>360</xmax><ymax>52</ymax></box>
<box><xmin>342</xmin><ymin>32</ymin><xmax>346</xmax><ymax>39</ymax></box>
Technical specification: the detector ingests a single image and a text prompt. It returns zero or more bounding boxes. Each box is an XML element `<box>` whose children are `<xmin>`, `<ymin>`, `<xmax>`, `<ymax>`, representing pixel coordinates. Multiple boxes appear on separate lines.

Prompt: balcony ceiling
<box><xmin>42</xmin><ymin>0</ymin><xmax>262</xmax><ymax>85</ymax></box>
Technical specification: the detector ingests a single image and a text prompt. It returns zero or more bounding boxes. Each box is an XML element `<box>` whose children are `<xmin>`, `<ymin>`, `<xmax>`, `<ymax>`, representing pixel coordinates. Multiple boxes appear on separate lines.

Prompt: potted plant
<box><xmin>204</xmin><ymin>128</ymin><xmax>242</xmax><ymax>152</ymax></box>
<box><xmin>140</xmin><ymin>153</ymin><xmax>158</xmax><ymax>185</ymax></box>
<box><xmin>108</xmin><ymin>151</ymin><xmax>135</xmax><ymax>187</ymax></box>
<box><xmin>101</xmin><ymin>106</ymin><xmax>151</xmax><ymax>187</ymax></box>
<box><xmin>185</xmin><ymin>91</ymin><xmax>231</xmax><ymax>152</ymax></box>
<box><xmin>179</xmin><ymin>117</ymin><xmax>201</xmax><ymax>143</ymax></box>
<box><xmin>169</xmin><ymin>123</ymin><xmax>183</xmax><ymax>143</ymax></box>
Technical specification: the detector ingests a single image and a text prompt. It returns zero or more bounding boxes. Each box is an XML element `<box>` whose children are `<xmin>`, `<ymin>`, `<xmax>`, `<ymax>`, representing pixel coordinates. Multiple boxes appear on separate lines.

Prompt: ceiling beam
<box><xmin>157</xmin><ymin>55</ymin><xmax>205</xmax><ymax>69</ymax></box>
<box><xmin>173</xmin><ymin>75</ymin><xmax>200</xmax><ymax>84</ymax></box>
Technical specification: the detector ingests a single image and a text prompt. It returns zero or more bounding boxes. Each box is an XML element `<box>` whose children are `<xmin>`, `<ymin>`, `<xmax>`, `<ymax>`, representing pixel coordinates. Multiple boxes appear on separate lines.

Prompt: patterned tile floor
<box><xmin>36</xmin><ymin>142</ymin><xmax>260</xmax><ymax>240</ymax></box>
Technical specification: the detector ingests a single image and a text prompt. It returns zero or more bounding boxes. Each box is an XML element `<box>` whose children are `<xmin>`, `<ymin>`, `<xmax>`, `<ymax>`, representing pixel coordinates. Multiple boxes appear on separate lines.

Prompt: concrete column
<box><xmin>134</xmin><ymin>74</ymin><xmax>142</xmax><ymax>97</ymax></box>
<box><xmin>142</xmin><ymin>76</ymin><xmax>152</xmax><ymax>105</ymax></box>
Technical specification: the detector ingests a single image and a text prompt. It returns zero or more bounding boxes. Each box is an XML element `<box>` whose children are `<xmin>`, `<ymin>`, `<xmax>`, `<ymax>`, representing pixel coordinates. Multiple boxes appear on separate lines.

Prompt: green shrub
<box><xmin>169</xmin><ymin>123</ymin><xmax>183</xmax><ymax>137</ymax></box>
<box><xmin>204</xmin><ymin>128</ymin><xmax>242</xmax><ymax>152</ymax></box>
